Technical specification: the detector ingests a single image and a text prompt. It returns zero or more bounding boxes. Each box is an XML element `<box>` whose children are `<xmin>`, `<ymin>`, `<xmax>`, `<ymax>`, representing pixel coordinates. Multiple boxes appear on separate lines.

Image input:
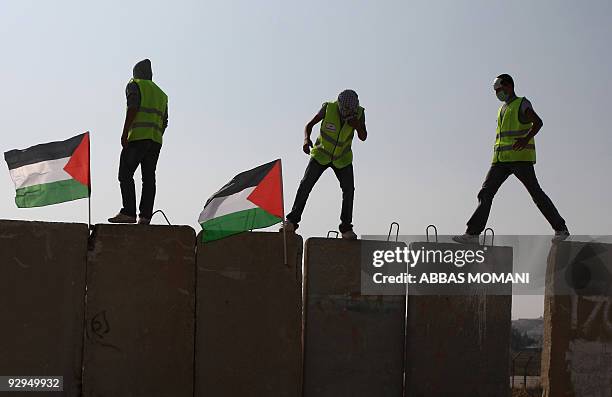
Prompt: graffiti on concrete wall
<box><xmin>86</xmin><ymin>310</ymin><xmax>120</xmax><ymax>352</ymax></box>
<box><xmin>570</xmin><ymin>294</ymin><xmax>612</xmax><ymax>336</ymax></box>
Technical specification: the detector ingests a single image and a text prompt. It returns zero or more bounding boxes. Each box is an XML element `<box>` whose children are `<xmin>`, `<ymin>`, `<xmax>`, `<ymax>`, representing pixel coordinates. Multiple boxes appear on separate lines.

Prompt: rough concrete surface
<box><xmin>195</xmin><ymin>231</ymin><xmax>303</xmax><ymax>397</ymax></box>
<box><xmin>0</xmin><ymin>219</ymin><xmax>89</xmax><ymax>397</ymax></box>
<box><xmin>83</xmin><ymin>224</ymin><xmax>196</xmax><ymax>397</ymax></box>
<box><xmin>541</xmin><ymin>240</ymin><xmax>612</xmax><ymax>397</ymax></box>
<box><xmin>405</xmin><ymin>241</ymin><xmax>512</xmax><ymax>397</ymax></box>
<box><xmin>303</xmin><ymin>238</ymin><xmax>406</xmax><ymax>397</ymax></box>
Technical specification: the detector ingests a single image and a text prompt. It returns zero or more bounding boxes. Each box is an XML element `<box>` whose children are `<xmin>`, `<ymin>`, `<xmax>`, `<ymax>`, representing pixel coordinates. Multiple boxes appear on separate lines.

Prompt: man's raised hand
<box><xmin>303</xmin><ymin>138</ymin><xmax>313</xmax><ymax>154</ymax></box>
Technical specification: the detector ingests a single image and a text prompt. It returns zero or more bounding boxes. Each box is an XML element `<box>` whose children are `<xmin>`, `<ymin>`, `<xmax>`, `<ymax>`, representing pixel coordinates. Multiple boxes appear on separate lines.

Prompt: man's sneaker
<box><xmin>452</xmin><ymin>233</ymin><xmax>479</xmax><ymax>244</ymax></box>
<box><xmin>341</xmin><ymin>230</ymin><xmax>357</xmax><ymax>240</ymax></box>
<box><xmin>138</xmin><ymin>217</ymin><xmax>151</xmax><ymax>225</ymax></box>
<box><xmin>107</xmin><ymin>213</ymin><xmax>136</xmax><ymax>224</ymax></box>
<box><xmin>553</xmin><ymin>229</ymin><xmax>570</xmax><ymax>242</ymax></box>
<box><xmin>279</xmin><ymin>220</ymin><xmax>296</xmax><ymax>233</ymax></box>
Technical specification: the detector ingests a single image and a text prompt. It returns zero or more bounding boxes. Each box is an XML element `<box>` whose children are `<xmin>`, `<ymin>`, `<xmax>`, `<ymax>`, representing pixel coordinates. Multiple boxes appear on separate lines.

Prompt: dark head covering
<box><xmin>337</xmin><ymin>89</ymin><xmax>359</xmax><ymax>118</ymax></box>
<box><xmin>133</xmin><ymin>59</ymin><xmax>153</xmax><ymax>80</ymax></box>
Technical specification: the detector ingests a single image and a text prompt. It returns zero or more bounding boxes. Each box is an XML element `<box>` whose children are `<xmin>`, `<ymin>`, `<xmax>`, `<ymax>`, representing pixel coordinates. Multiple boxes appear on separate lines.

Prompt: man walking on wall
<box><xmin>453</xmin><ymin>74</ymin><xmax>569</xmax><ymax>243</ymax></box>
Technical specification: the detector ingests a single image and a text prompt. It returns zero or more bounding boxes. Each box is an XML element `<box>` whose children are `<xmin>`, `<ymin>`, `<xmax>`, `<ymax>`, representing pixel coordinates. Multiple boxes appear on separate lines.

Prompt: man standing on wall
<box><xmin>283</xmin><ymin>89</ymin><xmax>367</xmax><ymax>239</ymax></box>
<box><xmin>108</xmin><ymin>59</ymin><xmax>168</xmax><ymax>225</ymax></box>
<box><xmin>453</xmin><ymin>74</ymin><xmax>569</xmax><ymax>243</ymax></box>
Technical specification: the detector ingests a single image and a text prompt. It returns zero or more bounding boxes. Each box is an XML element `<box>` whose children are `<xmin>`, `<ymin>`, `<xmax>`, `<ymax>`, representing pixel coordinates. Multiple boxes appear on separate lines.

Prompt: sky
<box><xmin>1</xmin><ymin>0</ymin><xmax>611</xmax><ymax>319</ymax></box>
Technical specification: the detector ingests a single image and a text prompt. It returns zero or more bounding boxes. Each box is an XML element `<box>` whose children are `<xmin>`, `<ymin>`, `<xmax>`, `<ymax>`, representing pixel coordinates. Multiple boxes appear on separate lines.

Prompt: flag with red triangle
<box><xmin>198</xmin><ymin>159</ymin><xmax>284</xmax><ymax>242</ymax></box>
<box><xmin>4</xmin><ymin>132</ymin><xmax>90</xmax><ymax>208</ymax></box>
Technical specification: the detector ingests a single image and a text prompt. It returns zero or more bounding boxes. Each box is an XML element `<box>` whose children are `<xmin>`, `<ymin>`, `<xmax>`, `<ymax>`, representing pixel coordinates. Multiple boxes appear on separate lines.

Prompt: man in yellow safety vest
<box><xmin>283</xmin><ymin>89</ymin><xmax>367</xmax><ymax>239</ymax></box>
<box><xmin>108</xmin><ymin>59</ymin><xmax>168</xmax><ymax>225</ymax></box>
<box><xmin>454</xmin><ymin>74</ymin><xmax>569</xmax><ymax>243</ymax></box>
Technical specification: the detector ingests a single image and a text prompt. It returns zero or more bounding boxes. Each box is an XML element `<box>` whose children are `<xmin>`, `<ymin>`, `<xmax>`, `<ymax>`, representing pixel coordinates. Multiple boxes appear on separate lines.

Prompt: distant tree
<box><xmin>511</xmin><ymin>327</ymin><xmax>537</xmax><ymax>351</ymax></box>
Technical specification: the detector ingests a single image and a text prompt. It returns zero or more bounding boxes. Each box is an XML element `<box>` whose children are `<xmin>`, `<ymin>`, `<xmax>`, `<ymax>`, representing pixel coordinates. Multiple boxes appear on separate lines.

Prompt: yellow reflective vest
<box><xmin>492</xmin><ymin>97</ymin><xmax>535</xmax><ymax>163</ymax></box>
<box><xmin>310</xmin><ymin>101</ymin><xmax>364</xmax><ymax>168</ymax></box>
<box><xmin>127</xmin><ymin>79</ymin><xmax>168</xmax><ymax>145</ymax></box>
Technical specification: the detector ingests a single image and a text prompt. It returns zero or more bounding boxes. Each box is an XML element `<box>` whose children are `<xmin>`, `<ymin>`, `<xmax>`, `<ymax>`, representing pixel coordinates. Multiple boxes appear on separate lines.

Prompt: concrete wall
<box><xmin>541</xmin><ymin>241</ymin><xmax>612</xmax><ymax>397</ymax></box>
<box><xmin>1</xmin><ymin>220</ymin><xmax>529</xmax><ymax>397</ymax></box>
<box><xmin>405</xmin><ymin>242</ymin><xmax>512</xmax><ymax>397</ymax></box>
<box><xmin>0</xmin><ymin>220</ymin><xmax>89</xmax><ymax>397</ymax></box>
<box><xmin>83</xmin><ymin>224</ymin><xmax>196</xmax><ymax>397</ymax></box>
<box><xmin>195</xmin><ymin>232</ymin><xmax>303</xmax><ymax>397</ymax></box>
<box><xmin>303</xmin><ymin>238</ymin><xmax>406</xmax><ymax>397</ymax></box>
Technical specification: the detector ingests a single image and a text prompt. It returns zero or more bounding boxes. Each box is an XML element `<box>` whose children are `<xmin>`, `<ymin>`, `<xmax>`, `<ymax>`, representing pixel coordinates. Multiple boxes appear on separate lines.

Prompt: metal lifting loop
<box><xmin>426</xmin><ymin>224</ymin><xmax>438</xmax><ymax>243</ymax></box>
<box><xmin>151</xmin><ymin>210</ymin><xmax>172</xmax><ymax>226</ymax></box>
<box><xmin>483</xmin><ymin>227</ymin><xmax>495</xmax><ymax>246</ymax></box>
<box><xmin>326</xmin><ymin>230</ymin><xmax>339</xmax><ymax>239</ymax></box>
<box><xmin>387</xmin><ymin>222</ymin><xmax>400</xmax><ymax>242</ymax></box>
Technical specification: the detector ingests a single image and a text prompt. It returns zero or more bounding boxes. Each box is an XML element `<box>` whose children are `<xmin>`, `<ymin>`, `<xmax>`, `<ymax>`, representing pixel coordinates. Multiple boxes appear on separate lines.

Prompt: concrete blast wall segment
<box><xmin>541</xmin><ymin>241</ymin><xmax>612</xmax><ymax>397</ymax></box>
<box><xmin>303</xmin><ymin>238</ymin><xmax>406</xmax><ymax>397</ymax></box>
<box><xmin>195</xmin><ymin>231</ymin><xmax>303</xmax><ymax>397</ymax></box>
<box><xmin>0</xmin><ymin>220</ymin><xmax>89</xmax><ymax>397</ymax></box>
<box><xmin>405</xmin><ymin>241</ymin><xmax>512</xmax><ymax>397</ymax></box>
<box><xmin>83</xmin><ymin>224</ymin><xmax>196</xmax><ymax>397</ymax></box>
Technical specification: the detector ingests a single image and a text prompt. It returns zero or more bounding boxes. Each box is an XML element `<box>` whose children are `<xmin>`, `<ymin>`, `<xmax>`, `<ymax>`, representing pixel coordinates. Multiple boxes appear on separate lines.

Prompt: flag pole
<box><xmin>88</xmin><ymin>195</ymin><xmax>91</xmax><ymax>230</ymax></box>
<box><xmin>87</xmin><ymin>131</ymin><xmax>92</xmax><ymax>231</ymax></box>
<box><xmin>279</xmin><ymin>159</ymin><xmax>288</xmax><ymax>266</ymax></box>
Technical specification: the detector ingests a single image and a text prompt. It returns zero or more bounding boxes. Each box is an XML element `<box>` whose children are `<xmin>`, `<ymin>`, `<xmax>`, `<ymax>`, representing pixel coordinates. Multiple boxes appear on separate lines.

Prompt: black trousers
<box><xmin>118</xmin><ymin>139</ymin><xmax>161</xmax><ymax>219</ymax></box>
<box><xmin>286</xmin><ymin>158</ymin><xmax>355</xmax><ymax>233</ymax></box>
<box><xmin>466</xmin><ymin>162</ymin><xmax>567</xmax><ymax>235</ymax></box>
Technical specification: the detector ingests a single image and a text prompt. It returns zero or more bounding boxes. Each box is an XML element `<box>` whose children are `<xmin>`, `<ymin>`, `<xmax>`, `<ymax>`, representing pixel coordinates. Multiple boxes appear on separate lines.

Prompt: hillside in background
<box><xmin>512</xmin><ymin>317</ymin><xmax>544</xmax><ymax>349</ymax></box>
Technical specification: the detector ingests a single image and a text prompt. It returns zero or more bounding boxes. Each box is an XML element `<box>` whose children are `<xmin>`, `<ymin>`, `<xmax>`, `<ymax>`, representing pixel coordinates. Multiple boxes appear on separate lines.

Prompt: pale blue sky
<box><xmin>2</xmin><ymin>1</ymin><xmax>611</xmax><ymax>318</ymax></box>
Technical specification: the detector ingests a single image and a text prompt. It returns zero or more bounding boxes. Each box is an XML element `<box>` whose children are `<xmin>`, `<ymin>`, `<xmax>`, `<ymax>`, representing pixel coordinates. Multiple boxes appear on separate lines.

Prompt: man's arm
<box><xmin>513</xmin><ymin>106</ymin><xmax>543</xmax><ymax>150</ymax></box>
<box><xmin>121</xmin><ymin>108</ymin><xmax>138</xmax><ymax>148</ymax></box>
<box><xmin>303</xmin><ymin>112</ymin><xmax>324</xmax><ymax>154</ymax></box>
<box><xmin>348</xmin><ymin>113</ymin><xmax>367</xmax><ymax>141</ymax></box>
<box><xmin>303</xmin><ymin>104</ymin><xmax>326</xmax><ymax>154</ymax></box>
<box><xmin>122</xmin><ymin>82</ymin><xmax>140</xmax><ymax>147</ymax></box>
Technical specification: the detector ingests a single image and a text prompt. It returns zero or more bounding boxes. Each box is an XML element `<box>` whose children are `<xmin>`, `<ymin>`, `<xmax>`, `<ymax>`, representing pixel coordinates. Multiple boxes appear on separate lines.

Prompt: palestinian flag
<box><xmin>4</xmin><ymin>132</ymin><xmax>90</xmax><ymax>208</ymax></box>
<box><xmin>199</xmin><ymin>159</ymin><xmax>284</xmax><ymax>242</ymax></box>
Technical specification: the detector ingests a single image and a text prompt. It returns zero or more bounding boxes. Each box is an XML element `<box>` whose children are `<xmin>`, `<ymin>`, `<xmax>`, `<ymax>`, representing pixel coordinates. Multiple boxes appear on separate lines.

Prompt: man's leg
<box><xmin>286</xmin><ymin>158</ymin><xmax>327</xmax><ymax>228</ymax></box>
<box><xmin>512</xmin><ymin>164</ymin><xmax>568</xmax><ymax>231</ymax></box>
<box><xmin>332</xmin><ymin>163</ymin><xmax>355</xmax><ymax>233</ymax></box>
<box><xmin>118</xmin><ymin>141</ymin><xmax>147</xmax><ymax>217</ymax></box>
<box><xmin>139</xmin><ymin>141</ymin><xmax>162</xmax><ymax>220</ymax></box>
<box><xmin>465</xmin><ymin>164</ymin><xmax>513</xmax><ymax>235</ymax></box>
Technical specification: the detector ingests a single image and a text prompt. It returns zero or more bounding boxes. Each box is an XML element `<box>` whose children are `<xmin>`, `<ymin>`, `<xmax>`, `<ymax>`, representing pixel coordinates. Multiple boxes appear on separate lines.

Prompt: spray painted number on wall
<box><xmin>570</xmin><ymin>294</ymin><xmax>612</xmax><ymax>336</ymax></box>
